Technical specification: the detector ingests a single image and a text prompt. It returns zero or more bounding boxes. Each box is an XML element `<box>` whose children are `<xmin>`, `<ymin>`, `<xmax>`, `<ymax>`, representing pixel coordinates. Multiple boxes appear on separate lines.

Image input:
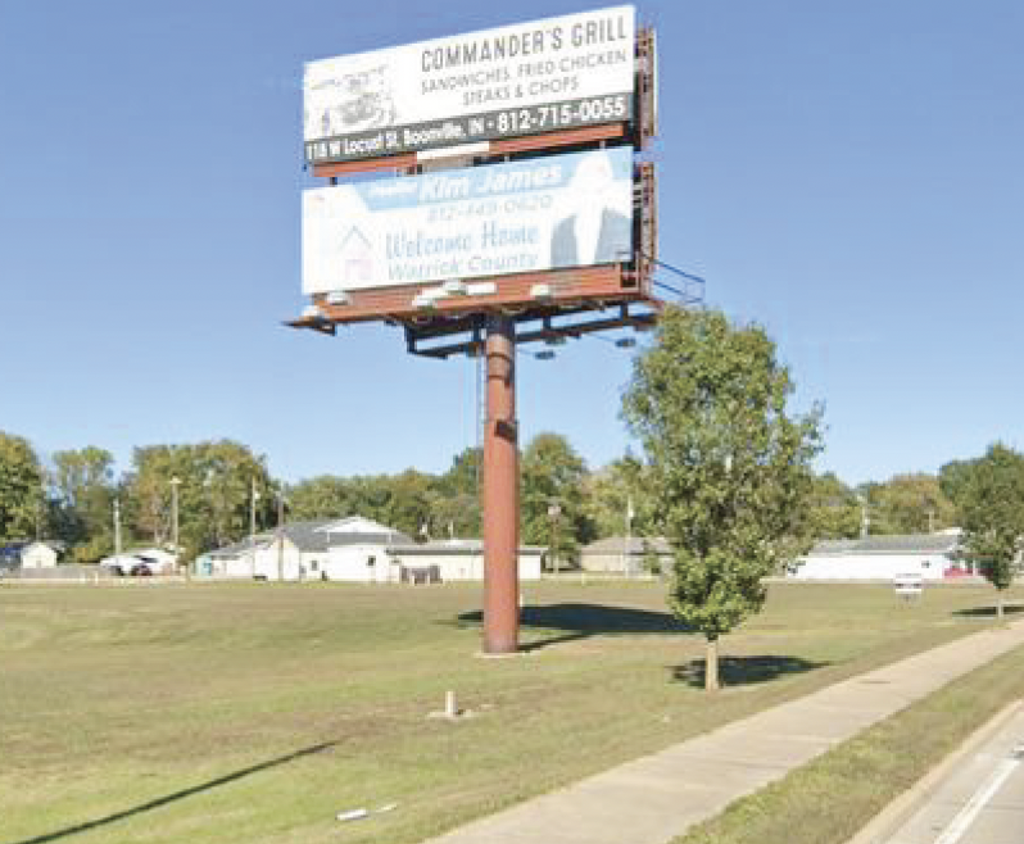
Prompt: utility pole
<box><xmin>547</xmin><ymin>502</ymin><xmax>562</xmax><ymax>577</ymax></box>
<box><xmin>624</xmin><ymin>494</ymin><xmax>634</xmax><ymax>577</ymax></box>
<box><xmin>170</xmin><ymin>476</ymin><xmax>183</xmax><ymax>580</ymax></box>
<box><xmin>113</xmin><ymin>498</ymin><xmax>122</xmax><ymax>558</ymax></box>
<box><xmin>276</xmin><ymin>491</ymin><xmax>285</xmax><ymax>582</ymax></box>
<box><xmin>250</xmin><ymin>478</ymin><xmax>259</xmax><ymax>579</ymax></box>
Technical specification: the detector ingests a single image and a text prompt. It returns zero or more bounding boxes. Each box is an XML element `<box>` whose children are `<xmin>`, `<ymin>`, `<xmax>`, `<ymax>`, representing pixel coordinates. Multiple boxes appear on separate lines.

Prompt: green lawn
<box><xmin>0</xmin><ymin>579</ymin><xmax>1019</xmax><ymax>844</ymax></box>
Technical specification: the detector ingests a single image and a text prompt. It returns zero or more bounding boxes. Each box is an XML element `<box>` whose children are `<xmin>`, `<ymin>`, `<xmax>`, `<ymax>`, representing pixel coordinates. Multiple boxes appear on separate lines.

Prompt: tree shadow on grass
<box><xmin>456</xmin><ymin>603</ymin><xmax>693</xmax><ymax>651</ymax></box>
<box><xmin>4</xmin><ymin>741</ymin><xmax>338</xmax><ymax>844</ymax></box>
<box><xmin>952</xmin><ymin>603</ymin><xmax>1024</xmax><ymax>619</ymax></box>
<box><xmin>671</xmin><ymin>655</ymin><xmax>829</xmax><ymax>689</ymax></box>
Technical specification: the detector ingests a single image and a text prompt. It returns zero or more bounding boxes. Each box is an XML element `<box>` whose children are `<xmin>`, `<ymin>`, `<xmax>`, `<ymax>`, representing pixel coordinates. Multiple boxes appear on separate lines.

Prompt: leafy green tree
<box><xmin>287</xmin><ymin>475</ymin><xmax>359</xmax><ymax>521</ymax></box>
<box><xmin>0</xmin><ymin>432</ymin><xmax>45</xmax><ymax>541</ymax></box>
<box><xmin>50</xmin><ymin>447</ymin><xmax>116</xmax><ymax>562</ymax></box>
<box><xmin>623</xmin><ymin>307</ymin><xmax>823</xmax><ymax>690</ymax></box>
<box><xmin>939</xmin><ymin>457</ymin><xmax>980</xmax><ymax>522</ymax></box>
<box><xmin>434</xmin><ymin>447</ymin><xmax>482</xmax><ymax>537</ymax></box>
<box><xmin>957</xmin><ymin>444</ymin><xmax>1024</xmax><ymax>618</ymax></box>
<box><xmin>864</xmin><ymin>473</ymin><xmax>954</xmax><ymax>534</ymax></box>
<box><xmin>807</xmin><ymin>472</ymin><xmax>861</xmax><ymax>539</ymax></box>
<box><xmin>520</xmin><ymin>433</ymin><xmax>592</xmax><ymax>569</ymax></box>
<box><xmin>583</xmin><ymin>456</ymin><xmax>654</xmax><ymax>540</ymax></box>
<box><xmin>124</xmin><ymin>441</ymin><xmax>273</xmax><ymax>559</ymax></box>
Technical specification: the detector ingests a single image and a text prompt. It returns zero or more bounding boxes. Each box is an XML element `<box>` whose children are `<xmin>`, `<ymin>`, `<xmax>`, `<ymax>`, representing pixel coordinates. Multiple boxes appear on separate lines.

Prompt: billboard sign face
<box><xmin>303</xmin><ymin>147</ymin><xmax>634</xmax><ymax>295</ymax></box>
<box><xmin>304</xmin><ymin>6</ymin><xmax>635</xmax><ymax>164</ymax></box>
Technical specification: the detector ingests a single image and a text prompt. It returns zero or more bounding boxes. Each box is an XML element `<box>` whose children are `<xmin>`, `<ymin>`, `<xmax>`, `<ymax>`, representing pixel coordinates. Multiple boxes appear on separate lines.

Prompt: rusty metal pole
<box><xmin>483</xmin><ymin>314</ymin><xmax>519</xmax><ymax>654</ymax></box>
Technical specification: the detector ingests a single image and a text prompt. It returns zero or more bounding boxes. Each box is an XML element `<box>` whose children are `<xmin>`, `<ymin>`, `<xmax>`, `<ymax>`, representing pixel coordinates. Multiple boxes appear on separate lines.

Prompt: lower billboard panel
<box><xmin>302</xmin><ymin>147</ymin><xmax>634</xmax><ymax>296</ymax></box>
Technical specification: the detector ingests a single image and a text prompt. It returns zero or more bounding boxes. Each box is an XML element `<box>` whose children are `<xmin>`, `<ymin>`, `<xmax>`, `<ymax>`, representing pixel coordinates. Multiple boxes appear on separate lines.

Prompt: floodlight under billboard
<box><xmin>304</xmin><ymin>5</ymin><xmax>636</xmax><ymax>165</ymax></box>
<box><xmin>302</xmin><ymin>147</ymin><xmax>634</xmax><ymax>296</ymax></box>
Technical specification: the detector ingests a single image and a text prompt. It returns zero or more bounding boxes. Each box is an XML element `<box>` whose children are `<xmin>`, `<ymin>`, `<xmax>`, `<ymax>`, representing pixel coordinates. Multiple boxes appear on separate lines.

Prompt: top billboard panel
<box><xmin>304</xmin><ymin>5</ymin><xmax>635</xmax><ymax>165</ymax></box>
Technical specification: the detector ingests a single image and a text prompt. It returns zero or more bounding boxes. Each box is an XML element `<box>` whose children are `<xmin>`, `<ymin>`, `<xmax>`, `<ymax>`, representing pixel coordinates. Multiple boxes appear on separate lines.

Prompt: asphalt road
<box><xmin>882</xmin><ymin>704</ymin><xmax>1024</xmax><ymax>844</ymax></box>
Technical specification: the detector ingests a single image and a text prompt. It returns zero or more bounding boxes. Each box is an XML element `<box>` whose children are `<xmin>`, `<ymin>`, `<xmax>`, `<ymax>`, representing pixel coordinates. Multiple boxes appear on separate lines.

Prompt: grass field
<box><xmin>1</xmin><ymin>579</ymin><xmax>1019</xmax><ymax>844</ymax></box>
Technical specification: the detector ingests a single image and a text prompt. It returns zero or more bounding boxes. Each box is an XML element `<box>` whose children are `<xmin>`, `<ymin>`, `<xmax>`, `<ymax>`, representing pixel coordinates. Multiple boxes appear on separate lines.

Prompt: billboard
<box><xmin>303</xmin><ymin>147</ymin><xmax>634</xmax><ymax>295</ymax></box>
<box><xmin>304</xmin><ymin>6</ymin><xmax>635</xmax><ymax>165</ymax></box>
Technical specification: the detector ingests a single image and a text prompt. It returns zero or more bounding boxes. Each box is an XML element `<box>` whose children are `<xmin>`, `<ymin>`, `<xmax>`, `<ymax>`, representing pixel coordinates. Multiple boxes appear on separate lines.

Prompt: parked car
<box><xmin>99</xmin><ymin>552</ymin><xmax>170</xmax><ymax>576</ymax></box>
<box><xmin>99</xmin><ymin>554</ymin><xmax>144</xmax><ymax>576</ymax></box>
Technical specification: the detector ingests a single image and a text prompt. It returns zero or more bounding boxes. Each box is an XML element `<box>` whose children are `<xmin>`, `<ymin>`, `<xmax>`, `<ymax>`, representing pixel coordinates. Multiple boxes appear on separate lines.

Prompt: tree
<box><xmin>434</xmin><ymin>447</ymin><xmax>482</xmax><ymax>537</ymax></box>
<box><xmin>49</xmin><ymin>447</ymin><xmax>116</xmax><ymax>562</ymax></box>
<box><xmin>806</xmin><ymin>472</ymin><xmax>861</xmax><ymax>540</ymax></box>
<box><xmin>520</xmin><ymin>433</ymin><xmax>592</xmax><ymax>569</ymax></box>
<box><xmin>623</xmin><ymin>307</ymin><xmax>823</xmax><ymax>690</ymax></box>
<box><xmin>864</xmin><ymin>473</ymin><xmax>954</xmax><ymax>535</ymax></box>
<box><xmin>957</xmin><ymin>444</ymin><xmax>1024</xmax><ymax>619</ymax></box>
<box><xmin>939</xmin><ymin>457</ymin><xmax>980</xmax><ymax>522</ymax></box>
<box><xmin>123</xmin><ymin>440</ymin><xmax>274</xmax><ymax>560</ymax></box>
<box><xmin>0</xmin><ymin>432</ymin><xmax>45</xmax><ymax>541</ymax></box>
<box><xmin>583</xmin><ymin>456</ymin><xmax>655</xmax><ymax>540</ymax></box>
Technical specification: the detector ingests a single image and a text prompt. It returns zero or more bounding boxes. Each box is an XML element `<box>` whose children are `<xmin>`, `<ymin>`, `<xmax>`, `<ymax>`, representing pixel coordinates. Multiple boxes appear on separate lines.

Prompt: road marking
<box><xmin>931</xmin><ymin>748</ymin><xmax>1021</xmax><ymax>844</ymax></box>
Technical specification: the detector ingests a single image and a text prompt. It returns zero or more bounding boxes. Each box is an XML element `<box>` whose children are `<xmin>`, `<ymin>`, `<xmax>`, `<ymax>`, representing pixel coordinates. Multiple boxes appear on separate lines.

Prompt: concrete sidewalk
<box><xmin>423</xmin><ymin>620</ymin><xmax>1024</xmax><ymax>844</ymax></box>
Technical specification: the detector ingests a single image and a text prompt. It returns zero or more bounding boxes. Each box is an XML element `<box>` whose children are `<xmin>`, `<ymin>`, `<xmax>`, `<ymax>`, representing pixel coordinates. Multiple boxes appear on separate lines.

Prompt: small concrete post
<box><xmin>445</xmin><ymin>690</ymin><xmax>458</xmax><ymax>719</ymax></box>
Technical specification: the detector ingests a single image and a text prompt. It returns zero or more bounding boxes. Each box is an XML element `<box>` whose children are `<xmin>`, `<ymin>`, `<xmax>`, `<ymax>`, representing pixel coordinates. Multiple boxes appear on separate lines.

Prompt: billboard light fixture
<box><xmin>301</xmin><ymin>304</ymin><xmax>321</xmax><ymax>319</ymax></box>
<box><xmin>324</xmin><ymin>290</ymin><xmax>351</xmax><ymax>306</ymax></box>
<box><xmin>466</xmin><ymin>282</ymin><xmax>497</xmax><ymax>297</ymax></box>
<box><xmin>530</xmin><ymin>283</ymin><xmax>554</xmax><ymax>301</ymax></box>
<box><xmin>615</xmin><ymin>337</ymin><xmax>637</xmax><ymax>349</ymax></box>
<box><xmin>545</xmin><ymin>336</ymin><xmax>567</xmax><ymax>347</ymax></box>
<box><xmin>412</xmin><ymin>293</ymin><xmax>438</xmax><ymax>310</ymax></box>
<box><xmin>442</xmin><ymin>280</ymin><xmax>468</xmax><ymax>296</ymax></box>
<box><xmin>534</xmin><ymin>350</ymin><xmax>556</xmax><ymax>361</ymax></box>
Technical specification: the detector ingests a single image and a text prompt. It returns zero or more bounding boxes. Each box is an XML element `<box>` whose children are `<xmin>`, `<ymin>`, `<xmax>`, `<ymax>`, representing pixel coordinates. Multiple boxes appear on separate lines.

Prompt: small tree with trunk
<box><xmin>957</xmin><ymin>443</ymin><xmax>1024</xmax><ymax>619</ymax></box>
<box><xmin>623</xmin><ymin>307</ymin><xmax>823</xmax><ymax>690</ymax></box>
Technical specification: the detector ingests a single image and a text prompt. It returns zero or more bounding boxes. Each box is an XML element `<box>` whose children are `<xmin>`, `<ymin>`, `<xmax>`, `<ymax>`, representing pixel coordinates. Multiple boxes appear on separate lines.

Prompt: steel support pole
<box><xmin>483</xmin><ymin>315</ymin><xmax>519</xmax><ymax>654</ymax></box>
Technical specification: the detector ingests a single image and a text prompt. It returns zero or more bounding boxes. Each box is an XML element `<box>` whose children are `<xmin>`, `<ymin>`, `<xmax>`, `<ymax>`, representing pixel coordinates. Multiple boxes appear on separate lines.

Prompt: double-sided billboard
<box><xmin>303</xmin><ymin>147</ymin><xmax>634</xmax><ymax>295</ymax></box>
<box><xmin>304</xmin><ymin>6</ymin><xmax>635</xmax><ymax>165</ymax></box>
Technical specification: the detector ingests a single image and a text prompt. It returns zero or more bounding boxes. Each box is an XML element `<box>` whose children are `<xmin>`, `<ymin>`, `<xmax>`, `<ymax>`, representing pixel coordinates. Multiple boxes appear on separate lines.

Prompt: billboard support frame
<box><xmin>291</xmin><ymin>13</ymin><xmax>670</xmax><ymax>656</ymax></box>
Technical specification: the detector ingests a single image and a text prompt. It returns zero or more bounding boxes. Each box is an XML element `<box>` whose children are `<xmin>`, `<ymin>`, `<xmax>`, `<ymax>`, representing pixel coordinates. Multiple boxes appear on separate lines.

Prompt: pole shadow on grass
<box><xmin>4</xmin><ymin>741</ymin><xmax>339</xmax><ymax>844</ymax></box>
<box><xmin>456</xmin><ymin>603</ymin><xmax>693</xmax><ymax>651</ymax></box>
<box><xmin>952</xmin><ymin>603</ymin><xmax>1024</xmax><ymax>619</ymax></box>
<box><xmin>671</xmin><ymin>655</ymin><xmax>829</xmax><ymax>689</ymax></box>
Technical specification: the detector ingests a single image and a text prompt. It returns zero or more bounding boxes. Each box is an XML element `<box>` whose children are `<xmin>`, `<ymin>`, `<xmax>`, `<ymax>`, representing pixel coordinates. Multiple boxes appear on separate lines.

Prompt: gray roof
<box><xmin>809</xmin><ymin>533</ymin><xmax>960</xmax><ymax>556</ymax></box>
<box><xmin>387</xmin><ymin>538</ymin><xmax>545</xmax><ymax>555</ymax></box>
<box><xmin>206</xmin><ymin>518</ymin><xmax>413</xmax><ymax>558</ymax></box>
<box><xmin>581</xmin><ymin>536</ymin><xmax>673</xmax><ymax>555</ymax></box>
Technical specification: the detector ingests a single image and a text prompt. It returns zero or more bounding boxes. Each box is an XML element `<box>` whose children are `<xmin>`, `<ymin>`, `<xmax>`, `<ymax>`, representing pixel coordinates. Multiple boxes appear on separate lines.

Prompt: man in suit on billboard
<box><xmin>550</xmin><ymin>151</ymin><xmax>633</xmax><ymax>269</ymax></box>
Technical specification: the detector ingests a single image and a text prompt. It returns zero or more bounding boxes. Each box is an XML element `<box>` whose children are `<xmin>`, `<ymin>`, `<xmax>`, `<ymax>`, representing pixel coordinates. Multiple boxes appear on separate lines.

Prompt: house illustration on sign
<box><xmin>339</xmin><ymin>226</ymin><xmax>373</xmax><ymax>284</ymax></box>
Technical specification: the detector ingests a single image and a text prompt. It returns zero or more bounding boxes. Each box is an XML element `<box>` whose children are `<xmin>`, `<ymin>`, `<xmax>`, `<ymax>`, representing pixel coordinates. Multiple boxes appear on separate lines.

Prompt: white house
<box><xmin>792</xmin><ymin>531</ymin><xmax>964</xmax><ymax>581</ymax></box>
<box><xmin>19</xmin><ymin>541</ymin><xmax>63</xmax><ymax>569</ymax></box>
<box><xmin>199</xmin><ymin>516</ymin><xmax>544</xmax><ymax>583</ymax></box>
<box><xmin>386</xmin><ymin>538</ymin><xmax>544</xmax><ymax>582</ymax></box>
<box><xmin>199</xmin><ymin>517</ymin><xmax>409</xmax><ymax>582</ymax></box>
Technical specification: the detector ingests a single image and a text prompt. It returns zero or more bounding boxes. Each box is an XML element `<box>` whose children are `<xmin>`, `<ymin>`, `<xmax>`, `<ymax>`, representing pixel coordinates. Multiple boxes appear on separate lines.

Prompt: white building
<box><xmin>792</xmin><ymin>531</ymin><xmax>964</xmax><ymax>581</ymax></box>
<box><xmin>579</xmin><ymin>536</ymin><xmax>673</xmax><ymax>575</ymax></box>
<box><xmin>200</xmin><ymin>519</ymin><xmax>347</xmax><ymax>581</ymax></box>
<box><xmin>200</xmin><ymin>516</ymin><xmax>544</xmax><ymax>583</ymax></box>
<box><xmin>387</xmin><ymin>538</ymin><xmax>544</xmax><ymax>582</ymax></box>
<box><xmin>19</xmin><ymin>541</ymin><xmax>63</xmax><ymax>569</ymax></box>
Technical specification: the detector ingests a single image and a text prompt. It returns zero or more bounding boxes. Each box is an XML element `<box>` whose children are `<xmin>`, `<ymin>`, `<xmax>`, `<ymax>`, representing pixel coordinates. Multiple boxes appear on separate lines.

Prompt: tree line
<box><xmin>0</xmin><ymin>424</ymin><xmax>1013</xmax><ymax>566</ymax></box>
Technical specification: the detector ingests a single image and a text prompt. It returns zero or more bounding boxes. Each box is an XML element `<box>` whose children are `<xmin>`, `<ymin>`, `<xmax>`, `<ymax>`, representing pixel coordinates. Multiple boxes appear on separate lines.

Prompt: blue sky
<box><xmin>1</xmin><ymin>0</ymin><xmax>1021</xmax><ymax>487</ymax></box>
